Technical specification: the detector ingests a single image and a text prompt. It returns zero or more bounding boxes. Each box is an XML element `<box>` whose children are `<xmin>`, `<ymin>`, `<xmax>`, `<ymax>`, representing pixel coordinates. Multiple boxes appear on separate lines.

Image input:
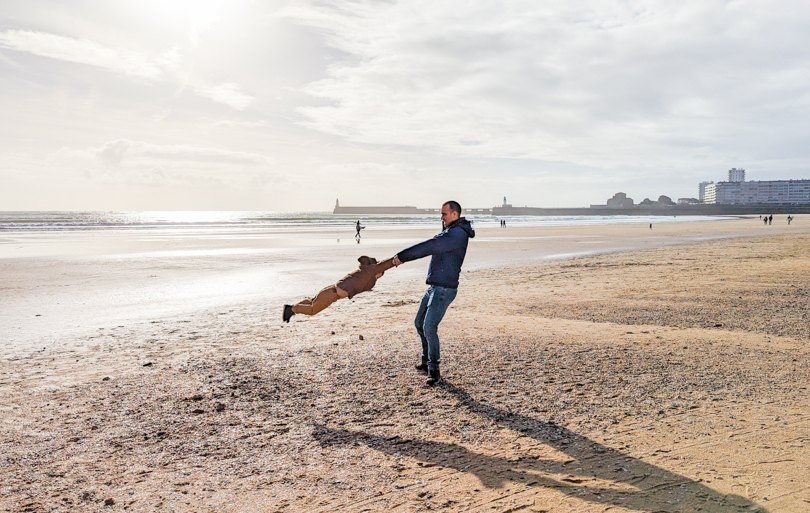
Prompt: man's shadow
<box><xmin>313</xmin><ymin>381</ymin><xmax>763</xmax><ymax>512</ymax></box>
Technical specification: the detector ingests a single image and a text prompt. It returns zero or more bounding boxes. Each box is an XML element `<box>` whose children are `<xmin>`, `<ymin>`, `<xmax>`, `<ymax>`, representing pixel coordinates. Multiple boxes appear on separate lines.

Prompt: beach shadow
<box><xmin>312</xmin><ymin>382</ymin><xmax>765</xmax><ymax>512</ymax></box>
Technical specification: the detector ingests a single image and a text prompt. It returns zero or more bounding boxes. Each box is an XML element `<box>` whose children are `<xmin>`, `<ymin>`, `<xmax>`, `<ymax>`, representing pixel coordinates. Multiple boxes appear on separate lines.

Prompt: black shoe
<box><xmin>426</xmin><ymin>368</ymin><xmax>441</xmax><ymax>386</ymax></box>
<box><xmin>283</xmin><ymin>305</ymin><xmax>295</xmax><ymax>323</ymax></box>
<box><xmin>415</xmin><ymin>362</ymin><xmax>428</xmax><ymax>373</ymax></box>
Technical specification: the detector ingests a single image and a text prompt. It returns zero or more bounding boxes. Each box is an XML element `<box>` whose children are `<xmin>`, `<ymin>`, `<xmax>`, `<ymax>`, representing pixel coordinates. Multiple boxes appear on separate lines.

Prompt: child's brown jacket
<box><xmin>336</xmin><ymin>256</ymin><xmax>395</xmax><ymax>298</ymax></box>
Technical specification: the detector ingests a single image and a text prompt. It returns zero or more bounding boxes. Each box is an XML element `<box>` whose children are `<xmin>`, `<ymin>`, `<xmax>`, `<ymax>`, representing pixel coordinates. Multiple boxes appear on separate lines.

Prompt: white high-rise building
<box><xmin>699</xmin><ymin>181</ymin><xmax>714</xmax><ymax>202</ymax></box>
<box><xmin>728</xmin><ymin>168</ymin><xmax>745</xmax><ymax>182</ymax></box>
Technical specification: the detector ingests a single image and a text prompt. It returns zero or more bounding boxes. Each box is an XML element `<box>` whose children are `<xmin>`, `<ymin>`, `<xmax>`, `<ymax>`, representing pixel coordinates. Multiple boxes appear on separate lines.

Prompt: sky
<box><xmin>1</xmin><ymin>0</ymin><xmax>810</xmax><ymax>211</ymax></box>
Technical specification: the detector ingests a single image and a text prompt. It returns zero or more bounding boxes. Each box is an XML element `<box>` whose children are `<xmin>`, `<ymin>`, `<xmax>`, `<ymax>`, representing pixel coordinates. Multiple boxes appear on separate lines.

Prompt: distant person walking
<box><xmin>768</xmin><ymin>214</ymin><xmax>773</xmax><ymax>225</ymax></box>
<box><xmin>788</xmin><ymin>215</ymin><xmax>793</xmax><ymax>225</ymax></box>
<box><xmin>649</xmin><ymin>223</ymin><xmax>652</xmax><ymax>229</ymax></box>
<box><xmin>392</xmin><ymin>201</ymin><xmax>475</xmax><ymax>385</ymax></box>
<box><xmin>764</xmin><ymin>216</ymin><xmax>768</xmax><ymax>226</ymax></box>
<box><xmin>355</xmin><ymin>220</ymin><xmax>363</xmax><ymax>239</ymax></box>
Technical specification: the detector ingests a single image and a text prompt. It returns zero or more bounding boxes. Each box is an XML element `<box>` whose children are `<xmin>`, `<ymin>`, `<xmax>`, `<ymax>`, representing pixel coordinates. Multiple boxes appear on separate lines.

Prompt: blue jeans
<box><xmin>415</xmin><ymin>285</ymin><xmax>458</xmax><ymax>371</ymax></box>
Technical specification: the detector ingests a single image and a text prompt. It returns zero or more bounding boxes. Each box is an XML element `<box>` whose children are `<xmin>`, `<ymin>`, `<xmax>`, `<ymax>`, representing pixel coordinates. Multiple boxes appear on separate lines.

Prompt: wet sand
<box><xmin>2</xmin><ymin>216</ymin><xmax>810</xmax><ymax>512</ymax></box>
<box><xmin>0</xmin><ymin>216</ymin><xmax>801</xmax><ymax>352</ymax></box>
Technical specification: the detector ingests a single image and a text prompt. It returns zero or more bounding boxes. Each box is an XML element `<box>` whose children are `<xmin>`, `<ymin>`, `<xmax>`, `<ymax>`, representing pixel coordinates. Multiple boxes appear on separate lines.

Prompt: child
<box><xmin>283</xmin><ymin>256</ymin><xmax>395</xmax><ymax>322</ymax></box>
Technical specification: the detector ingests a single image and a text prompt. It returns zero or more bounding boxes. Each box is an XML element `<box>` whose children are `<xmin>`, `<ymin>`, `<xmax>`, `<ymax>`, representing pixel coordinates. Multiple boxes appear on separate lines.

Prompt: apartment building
<box><xmin>702</xmin><ymin>179</ymin><xmax>810</xmax><ymax>204</ymax></box>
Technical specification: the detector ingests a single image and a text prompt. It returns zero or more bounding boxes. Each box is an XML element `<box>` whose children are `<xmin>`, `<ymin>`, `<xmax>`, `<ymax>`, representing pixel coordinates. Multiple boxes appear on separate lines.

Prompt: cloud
<box><xmin>0</xmin><ymin>50</ymin><xmax>22</xmax><ymax>68</ymax></box>
<box><xmin>91</xmin><ymin>139</ymin><xmax>274</xmax><ymax>166</ymax></box>
<box><xmin>0</xmin><ymin>30</ymin><xmax>253</xmax><ymax>112</ymax></box>
<box><xmin>215</xmin><ymin>120</ymin><xmax>268</xmax><ymax>128</ymax></box>
<box><xmin>155</xmin><ymin>47</ymin><xmax>183</xmax><ymax>71</ymax></box>
<box><xmin>0</xmin><ymin>29</ymin><xmax>163</xmax><ymax>80</ymax></box>
<box><xmin>318</xmin><ymin>161</ymin><xmax>422</xmax><ymax>179</ymax></box>
<box><xmin>252</xmin><ymin>169</ymin><xmax>287</xmax><ymax>186</ymax></box>
<box><xmin>84</xmin><ymin>165</ymin><xmax>231</xmax><ymax>188</ymax></box>
<box><xmin>195</xmin><ymin>82</ymin><xmax>254</xmax><ymax>110</ymax></box>
<box><xmin>290</xmin><ymin>1</ymin><xmax>810</xmax><ymax>168</ymax></box>
<box><xmin>51</xmin><ymin>139</ymin><xmax>279</xmax><ymax>188</ymax></box>
<box><xmin>189</xmin><ymin>8</ymin><xmax>221</xmax><ymax>46</ymax></box>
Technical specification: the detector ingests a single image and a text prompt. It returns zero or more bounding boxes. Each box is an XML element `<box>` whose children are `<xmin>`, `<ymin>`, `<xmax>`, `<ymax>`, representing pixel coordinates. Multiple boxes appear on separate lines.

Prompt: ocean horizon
<box><xmin>0</xmin><ymin>210</ymin><xmax>735</xmax><ymax>232</ymax></box>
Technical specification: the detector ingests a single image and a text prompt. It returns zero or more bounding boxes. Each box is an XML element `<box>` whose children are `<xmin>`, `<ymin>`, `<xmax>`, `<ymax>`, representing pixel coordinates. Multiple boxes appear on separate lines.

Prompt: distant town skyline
<box><xmin>2</xmin><ymin>1</ymin><xmax>810</xmax><ymax>211</ymax></box>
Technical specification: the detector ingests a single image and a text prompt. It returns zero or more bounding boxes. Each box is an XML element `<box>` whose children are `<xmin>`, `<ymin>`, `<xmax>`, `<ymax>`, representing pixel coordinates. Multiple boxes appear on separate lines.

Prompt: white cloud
<box><xmin>290</xmin><ymin>0</ymin><xmax>810</xmax><ymax>168</ymax></box>
<box><xmin>0</xmin><ymin>30</ymin><xmax>256</xmax><ymax>113</ymax></box>
<box><xmin>252</xmin><ymin>169</ymin><xmax>287</xmax><ymax>186</ymax></box>
<box><xmin>49</xmin><ymin>139</ymin><xmax>280</xmax><ymax>188</ymax></box>
<box><xmin>91</xmin><ymin>139</ymin><xmax>274</xmax><ymax>166</ymax></box>
<box><xmin>215</xmin><ymin>120</ymin><xmax>268</xmax><ymax>128</ymax></box>
<box><xmin>195</xmin><ymin>82</ymin><xmax>254</xmax><ymax>110</ymax></box>
<box><xmin>155</xmin><ymin>47</ymin><xmax>183</xmax><ymax>71</ymax></box>
<box><xmin>189</xmin><ymin>8</ymin><xmax>221</xmax><ymax>46</ymax></box>
<box><xmin>0</xmin><ymin>29</ymin><xmax>163</xmax><ymax>80</ymax></box>
<box><xmin>318</xmin><ymin>161</ymin><xmax>423</xmax><ymax>179</ymax></box>
<box><xmin>0</xmin><ymin>50</ymin><xmax>22</xmax><ymax>68</ymax></box>
<box><xmin>83</xmin><ymin>165</ymin><xmax>232</xmax><ymax>188</ymax></box>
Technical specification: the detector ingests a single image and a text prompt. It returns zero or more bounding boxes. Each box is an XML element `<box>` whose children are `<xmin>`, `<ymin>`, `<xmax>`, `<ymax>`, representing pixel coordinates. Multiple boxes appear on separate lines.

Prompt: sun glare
<box><xmin>142</xmin><ymin>0</ymin><xmax>225</xmax><ymax>35</ymax></box>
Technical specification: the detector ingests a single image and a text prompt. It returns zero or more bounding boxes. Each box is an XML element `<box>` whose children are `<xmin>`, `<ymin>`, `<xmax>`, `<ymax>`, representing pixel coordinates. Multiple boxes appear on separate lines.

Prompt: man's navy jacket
<box><xmin>396</xmin><ymin>217</ymin><xmax>475</xmax><ymax>289</ymax></box>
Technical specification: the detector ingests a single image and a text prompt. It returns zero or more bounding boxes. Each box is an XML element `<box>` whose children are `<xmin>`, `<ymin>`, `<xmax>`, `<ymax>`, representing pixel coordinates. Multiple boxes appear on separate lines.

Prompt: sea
<box><xmin>0</xmin><ymin>210</ymin><xmax>741</xmax><ymax>348</ymax></box>
<box><xmin>0</xmin><ymin>211</ymin><xmax>733</xmax><ymax>232</ymax></box>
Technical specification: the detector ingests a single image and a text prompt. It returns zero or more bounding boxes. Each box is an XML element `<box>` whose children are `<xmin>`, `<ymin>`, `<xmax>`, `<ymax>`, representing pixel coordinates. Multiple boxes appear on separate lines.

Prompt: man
<box><xmin>392</xmin><ymin>201</ymin><xmax>475</xmax><ymax>385</ymax></box>
<box><xmin>283</xmin><ymin>256</ymin><xmax>394</xmax><ymax>322</ymax></box>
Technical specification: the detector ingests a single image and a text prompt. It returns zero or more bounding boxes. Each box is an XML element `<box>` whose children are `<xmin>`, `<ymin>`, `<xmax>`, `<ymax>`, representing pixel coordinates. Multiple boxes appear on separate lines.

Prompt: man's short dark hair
<box><xmin>443</xmin><ymin>200</ymin><xmax>462</xmax><ymax>215</ymax></box>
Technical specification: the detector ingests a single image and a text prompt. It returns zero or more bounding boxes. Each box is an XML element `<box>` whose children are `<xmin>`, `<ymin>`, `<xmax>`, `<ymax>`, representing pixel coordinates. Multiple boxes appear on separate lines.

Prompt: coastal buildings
<box><xmin>605</xmin><ymin>192</ymin><xmax>635</xmax><ymax>209</ymax></box>
<box><xmin>727</xmin><ymin>167</ymin><xmax>746</xmax><ymax>182</ymax></box>
<box><xmin>698</xmin><ymin>181</ymin><xmax>714</xmax><ymax>203</ymax></box>
<box><xmin>701</xmin><ymin>169</ymin><xmax>810</xmax><ymax>205</ymax></box>
<box><xmin>334</xmin><ymin>168</ymin><xmax>810</xmax><ymax>215</ymax></box>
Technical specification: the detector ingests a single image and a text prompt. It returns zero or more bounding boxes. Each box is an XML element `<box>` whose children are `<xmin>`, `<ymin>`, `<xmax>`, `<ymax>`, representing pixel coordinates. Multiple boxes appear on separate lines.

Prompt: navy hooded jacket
<box><xmin>396</xmin><ymin>217</ymin><xmax>475</xmax><ymax>289</ymax></box>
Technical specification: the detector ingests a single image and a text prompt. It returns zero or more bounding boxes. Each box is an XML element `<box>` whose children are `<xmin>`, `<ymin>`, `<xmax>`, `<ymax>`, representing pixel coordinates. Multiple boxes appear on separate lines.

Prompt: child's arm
<box><xmin>374</xmin><ymin>257</ymin><xmax>396</xmax><ymax>273</ymax></box>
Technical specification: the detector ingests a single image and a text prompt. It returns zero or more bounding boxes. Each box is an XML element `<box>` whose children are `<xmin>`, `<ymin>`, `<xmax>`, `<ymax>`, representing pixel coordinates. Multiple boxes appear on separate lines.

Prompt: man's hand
<box><xmin>392</xmin><ymin>256</ymin><xmax>402</xmax><ymax>267</ymax></box>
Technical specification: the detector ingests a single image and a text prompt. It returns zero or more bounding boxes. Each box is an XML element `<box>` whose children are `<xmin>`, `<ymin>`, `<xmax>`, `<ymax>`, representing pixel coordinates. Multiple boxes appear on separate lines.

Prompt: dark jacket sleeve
<box><xmin>396</xmin><ymin>229</ymin><xmax>464</xmax><ymax>263</ymax></box>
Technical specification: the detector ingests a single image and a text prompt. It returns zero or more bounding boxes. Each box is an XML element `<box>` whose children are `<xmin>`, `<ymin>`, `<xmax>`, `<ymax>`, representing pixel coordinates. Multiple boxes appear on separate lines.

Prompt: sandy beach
<box><xmin>2</xmin><ymin>216</ymin><xmax>810</xmax><ymax>512</ymax></box>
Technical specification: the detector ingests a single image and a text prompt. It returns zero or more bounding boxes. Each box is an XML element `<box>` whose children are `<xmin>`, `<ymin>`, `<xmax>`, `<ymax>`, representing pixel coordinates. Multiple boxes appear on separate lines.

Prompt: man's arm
<box><xmin>395</xmin><ymin>229</ymin><xmax>463</xmax><ymax>264</ymax></box>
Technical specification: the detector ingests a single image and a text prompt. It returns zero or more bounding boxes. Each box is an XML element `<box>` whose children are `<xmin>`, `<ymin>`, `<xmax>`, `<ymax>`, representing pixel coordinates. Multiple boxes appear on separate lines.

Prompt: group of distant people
<box><xmin>759</xmin><ymin>214</ymin><xmax>795</xmax><ymax>225</ymax></box>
